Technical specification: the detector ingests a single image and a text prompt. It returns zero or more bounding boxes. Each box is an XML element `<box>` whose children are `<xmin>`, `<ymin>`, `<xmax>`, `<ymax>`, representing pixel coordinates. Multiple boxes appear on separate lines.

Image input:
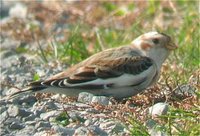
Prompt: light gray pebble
<box><xmin>149</xmin><ymin>128</ymin><xmax>167</xmax><ymax>136</ymax></box>
<box><xmin>0</xmin><ymin>105</ymin><xmax>7</xmax><ymax>114</ymax></box>
<box><xmin>91</xmin><ymin>96</ymin><xmax>109</xmax><ymax>105</ymax></box>
<box><xmin>8</xmin><ymin>105</ymin><xmax>32</xmax><ymax>117</ymax></box>
<box><xmin>84</xmin><ymin>119</ymin><xmax>92</xmax><ymax>126</ymax></box>
<box><xmin>23</xmin><ymin>114</ymin><xmax>36</xmax><ymax>122</ymax></box>
<box><xmin>19</xmin><ymin>109</ymin><xmax>32</xmax><ymax>118</ymax></box>
<box><xmin>0</xmin><ymin>111</ymin><xmax>8</xmax><ymax>124</ymax></box>
<box><xmin>9</xmin><ymin>3</ymin><xmax>27</xmax><ymax>19</ymax></box>
<box><xmin>68</xmin><ymin>112</ymin><xmax>83</xmax><ymax>122</ymax></box>
<box><xmin>35</xmin><ymin>121</ymin><xmax>51</xmax><ymax>129</ymax></box>
<box><xmin>146</xmin><ymin>119</ymin><xmax>157</xmax><ymax>129</ymax></box>
<box><xmin>25</xmin><ymin>121</ymin><xmax>37</xmax><ymax>126</ymax></box>
<box><xmin>88</xmin><ymin>125</ymin><xmax>108</xmax><ymax>136</ymax></box>
<box><xmin>9</xmin><ymin>121</ymin><xmax>24</xmax><ymax>129</ymax></box>
<box><xmin>78</xmin><ymin>92</ymin><xmax>94</xmax><ymax>104</ymax></box>
<box><xmin>18</xmin><ymin>95</ymin><xmax>37</xmax><ymax>105</ymax></box>
<box><xmin>42</xmin><ymin>101</ymin><xmax>58</xmax><ymax>110</ymax></box>
<box><xmin>33</xmin><ymin>131</ymin><xmax>50</xmax><ymax>136</ymax></box>
<box><xmin>0</xmin><ymin>50</ymin><xmax>17</xmax><ymax>59</ymax></box>
<box><xmin>52</xmin><ymin>125</ymin><xmax>75</xmax><ymax>136</ymax></box>
<box><xmin>7</xmin><ymin>105</ymin><xmax>19</xmax><ymax>117</ymax></box>
<box><xmin>4</xmin><ymin>87</ymin><xmax>19</xmax><ymax>96</ymax></box>
<box><xmin>148</xmin><ymin>103</ymin><xmax>169</xmax><ymax>117</ymax></box>
<box><xmin>0</xmin><ymin>127</ymin><xmax>8</xmax><ymax>136</ymax></box>
<box><xmin>85</xmin><ymin>108</ymin><xmax>99</xmax><ymax>113</ymax></box>
<box><xmin>40</xmin><ymin>110</ymin><xmax>62</xmax><ymax>121</ymax></box>
<box><xmin>33</xmin><ymin>109</ymin><xmax>44</xmax><ymax>117</ymax></box>
<box><xmin>73</xmin><ymin>126</ymin><xmax>90</xmax><ymax>136</ymax></box>
<box><xmin>15</xmin><ymin>126</ymin><xmax>36</xmax><ymax>136</ymax></box>
<box><xmin>173</xmin><ymin>84</ymin><xmax>196</xmax><ymax>97</ymax></box>
<box><xmin>99</xmin><ymin>121</ymin><xmax>125</xmax><ymax>134</ymax></box>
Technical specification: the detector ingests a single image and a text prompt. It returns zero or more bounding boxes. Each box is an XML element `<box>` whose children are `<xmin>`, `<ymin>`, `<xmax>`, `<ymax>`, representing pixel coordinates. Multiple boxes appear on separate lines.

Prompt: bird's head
<box><xmin>132</xmin><ymin>31</ymin><xmax>177</xmax><ymax>68</ymax></box>
<box><xmin>132</xmin><ymin>31</ymin><xmax>177</xmax><ymax>51</ymax></box>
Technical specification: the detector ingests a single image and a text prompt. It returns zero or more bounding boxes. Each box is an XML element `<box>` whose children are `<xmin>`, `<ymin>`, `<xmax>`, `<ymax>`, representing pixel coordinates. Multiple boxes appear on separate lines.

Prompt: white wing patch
<box><xmin>63</xmin><ymin>65</ymin><xmax>156</xmax><ymax>88</ymax></box>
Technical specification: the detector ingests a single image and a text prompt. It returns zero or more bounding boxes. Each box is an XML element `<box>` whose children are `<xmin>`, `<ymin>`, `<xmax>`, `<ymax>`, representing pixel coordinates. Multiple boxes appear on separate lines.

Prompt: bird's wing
<box><xmin>35</xmin><ymin>56</ymin><xmax>155</xmax><ymax>89</ymax></box>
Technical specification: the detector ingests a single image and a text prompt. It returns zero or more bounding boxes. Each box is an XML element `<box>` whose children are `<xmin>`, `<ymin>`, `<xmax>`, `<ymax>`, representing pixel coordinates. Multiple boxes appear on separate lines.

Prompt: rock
<box><xmin>0</xmin><ymin>105</ymin><xmax>7</xmax><ymax>114</ymax></box>
<box><xmin>35</xmin><ymin>121</ymin><xmax>51</xmax><ymax>131</ymax></box>
<box><xmin>33</xmin><ymin>131</ymin><xmax>50</xmax><ymax>136</ymax></box>
<box><xmin>19</xmin><ymin>109</ymin><xmax>32</xmax><ymax>118</ymax></box>
<box><xmin>146</xmin><ymin>119</ymin><xmax>167</xmax><ymax>136</ymax></box>
<box><xmin>84</xmin><ymin>119</ymin><xmax>92</xmax><ymax>126</ymax></box>
<box><xmin>0</xmin><ymin>111</ymin><xmax>8</xmax><ymax>124</ymax></box>
<box><xmin>99</xmin><ymin>121</ymin><xmax>125</xmax><ymax>134</ymax></box>
<box><xmin>42</xmin><ymin>100</ymin><xmax>58</xmax><ymax>110</ymax></box>
<box><xmin>91</xmin><ymin>96</ymin><xmax>109</xmax><ymax>105</ymax></box>
<box><xmin>0</xmin><ymin>50</ymin><xmax>17</xmax><ymax>59</ymax></box>
<box><xmin>149</xmin><ymin>128</ymin><xmax>167</xmax><ymax>136</ymax></box>
<box><xmin>25</xmin><ymin>121</ymin><xmax>37</xmax><ymax>126</ymax></box>
<box><xmin>52</xmin><ymin>125</ymin><xmax>75</xmax><ymax>136</ymax></box>
<box><xmin>5</xmin><ymin>87</ymin><xmax>19</xmax><ymax>96</ymax></box>
<box><xmin>18</xmin><ymin>95</ymin><xmax>37</xmax><ymax>105</ymax></box>
<box><xmin>78</xmin><ymin>92</ymin><xmax>94</xmax><ymax>104</ymax></box>
<box><xmin>73</xmin><ymin>127</ymin><xmax>90</xmax><ymax>136</ymax></box>
<box><xmin>88</xmin><ymin>126</ymin><xmax>107</xmax><ymax>135</ymax></box>
<box><xmin>15</xmin><ymin>126</ymin><xmax>36</xmax><ymax>136</ymax></box>
<box><xmin>7</xmin><ymin>105</ymin><xmax>19</xmax><ymax>117</ymax></box>
<box><xmin>23</xmin><ymin>114</ymin><xmax>36</xmax><ymax>122</ymax></box>
<box><xmin>8</xmin><ymin>105</ymin><xmax>32</xmax><ymax>117</ymax></box>
<box><xmin>173</xmin><ymin>84</ymin><xmax>196</xmax><ymax>97</ymax></box>
<box><xmin>9</xmin><ymin>120</ymin><xmax>24</xmax><ymax>129</ymax></box>
<box><xmin>9</xmin><ymin>3</ymin><xmax>27</xmax><ymax>19</ymax></box>
<box><xmin>40</xmin><ymin>110</ymin><xmax>62</xmax><ymax>121</ymax></box>
<box><xmin>0</xmin><ymin>38</ymin><xmax>21</xmax><ymax>50</ymax></box>
<box><xmin>146</xmin><ymin>119</ymin><xmax>157</xmax><ymax>129</ymax></box>
<box><xmin>148</xmin><ymin>103</ymin><xmax>169</xmax><ymax>117</ymax></box>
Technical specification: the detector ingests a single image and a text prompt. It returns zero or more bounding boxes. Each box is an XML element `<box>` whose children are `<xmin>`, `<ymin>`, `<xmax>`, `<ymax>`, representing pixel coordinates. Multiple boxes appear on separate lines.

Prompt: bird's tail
<box><xmin>4</xmin><ymin>80</ymin><xmax>48</xmax><ymax>100</ymax></box>
<box><xmin>8</xmin><ymin>85</ymin><xmax>47</xmax><ymax>100</ymax></box>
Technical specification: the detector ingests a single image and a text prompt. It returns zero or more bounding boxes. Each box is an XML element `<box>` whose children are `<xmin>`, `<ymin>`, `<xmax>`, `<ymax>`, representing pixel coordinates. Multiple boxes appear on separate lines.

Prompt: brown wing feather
<box><xmin>29</xmin><ymin>46</ymin><xmax>153</xmax><ymax>87</ymax></box>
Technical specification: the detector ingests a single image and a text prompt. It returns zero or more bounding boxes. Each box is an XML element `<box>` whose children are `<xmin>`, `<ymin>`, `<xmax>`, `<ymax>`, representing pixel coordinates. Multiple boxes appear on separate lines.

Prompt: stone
<box><xmin>91</xmin><ymin>96</ymin><xmax>109</xmax><ymax>105</ymax></box>
<box><xmin>146</xmin><ymin>119</ymin><xmax>157</xmax><ymax>129</ymax></box>
<box><xmin>148</xmin><ymin>103</ymin><xmax>169</xmax><ymax>117</ymax></box>
<box><xmin>23</xmin><ymin>114</ymin><xmax>36</xmax><ymax>121</ymax></box>
<box><xmin>7</xmin><ymin>105</ymin><xmax>19</xmax><ymax>117</ymax></box>
<box><xmin>173</xmin><ymin>84</ymin><xmax>196</xmax><ymax>97</ymax></box>
<box><xmin>18</xmin><ymin>95</ymin><xmax>37</xmax><ymax>105</ymax></box>
<box><xmin>88</xmin><ymin>126</ymin><xmax>107</xmax><ymax>135</ymax></box>
<box><xmin>9</xmin><ymin>121</ymin><xmax>24</xmax><ymax>129</ymax></box>
<box><xmin>40</xmin><ymin>110</ymin><xmax>62</xmax><ymax>121</ymax></box>
<box><xmin>84</xmin><ymin>119</ymin><xmax>92</xmax><ymax>126</ymax></box>
<box><xmin>52</xmin><ymin>125</ymin><xmax>75</xmax><ymax>136</ymax></box>
<box><xmin>15</xmin><ymin>126</ymin><xmax>36</xmax><ymax>136</ymax></box>
<box><xmin>35</xmin><ymin>121</ymin><xmax>51</xmax><ymax>129</ymax></box>
<box><xmin>78</xmin><ymin>92</ymin><xmax>94</xmax><ymax>104</ymax></box>
<box><xmin>99</xmin><ymin>121</ymin><xmax>125</xmax><ymax>134</ymax></box>
<box><xmin>42</xmin><ymin>101</ymin><xmax>58</xmax><ymax>110</ymax></box>
<box><xmin>73</xmin><ymin>127</ymin><xmax>90</xmax><ymax>136</ymax></box>
<box><xmin>0</xmin><ymin>111</ymin><xmax>8</xmax><ymax>124</ymax></box>
<box><xmin>0</xmin><ymin>105</ymin><xmax>7</xmax><ymax>114</ymax></box>
<box><xmin>5</xmin><ymin>87</ymin><xmax>20</xmax><ymax>96</ymax></box>
<box><xmin>9</xmin><ymin>3</ymin><xmax>27</xmax><ymax>19</ymax></box>
<box><xmin>35</xmin><ymin>121</ymin><xmax>52</xmax><ymax>132</ymax></box>
<box><xmin>149</xmin><ymin>128</ymin><xmax>167</xmax><ymax>136</ymax></box>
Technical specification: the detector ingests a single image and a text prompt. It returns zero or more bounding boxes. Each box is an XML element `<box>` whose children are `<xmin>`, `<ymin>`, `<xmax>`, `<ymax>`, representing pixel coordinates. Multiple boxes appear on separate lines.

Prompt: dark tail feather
<box><xmin>7</xmin><ymin>86</ymin><xmax>47</xmax><ymax>100</ymax></box>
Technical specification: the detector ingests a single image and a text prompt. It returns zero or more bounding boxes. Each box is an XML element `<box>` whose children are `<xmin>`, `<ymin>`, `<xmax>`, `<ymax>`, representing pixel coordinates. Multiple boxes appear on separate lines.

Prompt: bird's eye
<box><xmin>152</xmin><ymin>38</ymin><xmax>159</xmax><ymax>44</ymax></box>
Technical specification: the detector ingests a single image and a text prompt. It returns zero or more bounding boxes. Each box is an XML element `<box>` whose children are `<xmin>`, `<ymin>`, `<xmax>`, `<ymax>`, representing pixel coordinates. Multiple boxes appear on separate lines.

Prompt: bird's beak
<box><xmin>166</xmin><ymin>41</ymin><xmax>178</xmax><ymax>50</ymax></box>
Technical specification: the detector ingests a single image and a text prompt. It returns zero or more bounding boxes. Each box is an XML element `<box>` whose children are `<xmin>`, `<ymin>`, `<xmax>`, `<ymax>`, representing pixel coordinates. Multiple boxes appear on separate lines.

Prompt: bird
<box><xmin>9</xmin><ymin>31</ymin><xmax>177</xmax><ymax>99</ymax></box>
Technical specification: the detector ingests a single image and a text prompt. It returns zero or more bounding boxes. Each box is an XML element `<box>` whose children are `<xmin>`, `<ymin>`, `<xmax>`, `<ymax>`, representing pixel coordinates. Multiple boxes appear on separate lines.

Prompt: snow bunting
<box><xmin>9</xmin><ymin>31</ymin><xmax>177</xmax><ymax>99</ymax></box>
